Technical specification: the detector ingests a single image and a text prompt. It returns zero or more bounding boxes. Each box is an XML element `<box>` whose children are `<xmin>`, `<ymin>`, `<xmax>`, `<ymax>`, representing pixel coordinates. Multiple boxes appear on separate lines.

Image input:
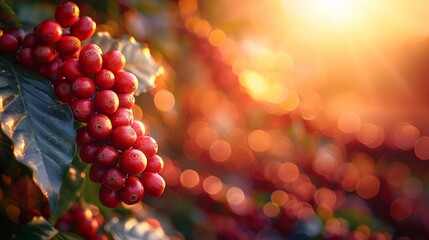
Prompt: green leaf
<box><xmin>11</xmin><ymin>216</ymin><xmax>83</xmax><ymax>240</ymax></box>
<box><xmin>0</xmin><ymin>0</ymin><xmax>20</xmax><ymax>26</ymax></box>
<box><xmin>105</xmin><ymin>216</ymin><xmax>168</xmax><ymax>240</ymax></box>
<box><xmin>50</xmin><ymin>155</ymin><xmax>88</xmax><ymax>224</ymax></box>
<box><xmin>0</xmin><ymin>57</ymin><xmax>76</xmax><ymax>216</ymax></box>
<box><xmin>86</xmin><ymin>32</ymin><xmax>162</xmax><ymax>95</ymax></box>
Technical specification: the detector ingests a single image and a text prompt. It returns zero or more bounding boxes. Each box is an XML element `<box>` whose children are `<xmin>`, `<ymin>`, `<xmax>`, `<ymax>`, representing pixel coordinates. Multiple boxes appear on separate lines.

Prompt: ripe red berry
<box><xmin>103</xmin><ymin>167</ymin><xmax>126</xmax><ymax>190</ymax></box>
<box><xmin>70</xmin><ymin>99</ymin><xmax>95</xmax><ymax>122</ymax></box>
<box><xmin>63</xmin><ymin>58</ymin><xmax>84</xmax><ymax>80</ymax></box>
<box><xmin>146</xmin><ymin>154</ymin><xmax>164</xmax><ymax>173</ymax></box>
<box><xmin>90</xmin><ymin>233</ymin><xmax>109</xmax><ymax>240</ymax></box>
<box><xmin>33</xmin><ymin>45</ymin><xmax>56</xmax><ymax>63</ymax></box>
<box><xmin>76</xmin><ymin>126</ymin><xmax>93</xmax><ymax>148</ymax></box>
<box><xmin>117</xmin><ymin>93</ymin><xmax>135</xmax><ymax>109</ymax></box>
<box><xmin>102</xmin><ymin>50</ymin><xmax>126</xmax><ymax>73</ymax></box>
<box><xmin>79</xmin><ymin>142</ymin><xmax>101</xmax><ymax>164</ymax></box>
<box><xmin>80</xmin><ymin>44</ymin><xmax>102</xmax><ymax>56</ymax></box>
<box><xmin>95</xmin><ymin>145</ymin><xmax>119</xmax><ymax>168</ymax></box>
<box><xmin>17</xmin><ymin>48</ymin><xmax>36</xmax><ymax>69</ymax></box>
<box><xmin>134</xmin><ymin>136</ymin><xmax>158</xmax><ymax>158</ymax></box>
<box><xmin>77</xmin><ymin>218</ymin><xmax>99</xmax><ymax>238</ymax></box>
<box><xmin>119</xmin><ymin>176</ymin><xmax>144</xmax><ymax>205</ymax></box>
<box><xmin>4</xmin><ymin>27</ymin><xmax>23</xmax><ymax>42</ymax></box>
<box><xmin>87</xmin><ymin>114</ymin><xmax>113</xmax><ymax>141</ymax></box>
<box><xmin>47</xmin><ymin>58</ymin><xmax>64</xmax><ymax>82</ymax></box>
<box><xmin>99</xmin><ymin>185</ymin><xmax>121</xmax><ymax>208</ymax></box>
<box><xmin>0</xmin><ymin>34</ymin><xmax>19</xmax><ymax>53</ymax></box>
<box><xmin>80</xmin><ymin>48</ymin><xmax>103</xmax><ymax>75</ymax></box>
<box><xmin>70</xmin><ymin>16</ymin><xmax>96</xmax><ymax>41</ymax></box>
<box><xmin>119</xmin><ymin>149</ymin><xmax>147</xmax><ymax>175</ymax></box>
<box><xmin>113</xmin><ymin>71</ymin><xmax>138</xmax><ymax>94</ymax></box>
<box><xmin>131</xmin><ymin>120</ymin><xmax>145</xmax><ymax>137</ymax></box>
<box><xmin>109</xmin><ymin>107</ymin><xmax>133</xmax><ymax>128</ymax></box>
<box><xmin>54</xmin><ymin>80</ymin><xmax>75</xmax><ymax>103</ymax></box>
<box><xmin>111</xmin><ymin>125</ymin><xmax>137</xmax><ymax>151</ymax></box>
<box><xmin>89</xmin><ymin>164</ymin><xmax>106</xmax><ymax>183</ymax></box>
<box><xmin>140</xmin><ymin>172</ymin><xmax>165</xmax><ymax>197</ymax></box>
<box><xmin>35</xmin><ymin>20</ymin><xmax>63</xmax><ymax>45</ymax></box>
<box><xmin>55</xmin><ymin>1</ymin><xmax>80</xmax><ymax>28</ymax></box>
<box><xmin>56</xmin><ymin>36</ymin><xmax>81</xmax><ymax>56</ymax></box>
<box><xmin>22</xmin><ymin>33</ymin><xmax>36</xmax><ymax>48</ymax></box>
<box><xmin>94</xmin><ymin>90</ymin><xmax>119</xmax><ymax>115</ymax></box>
<box><xmin>72</xmin><ymin>77</ymin><xmax>96</xmax><ymax>99</ymax></box>
<box><xmin>95</xmin><ymin>69</ymin><xmax>115</xmax><ymax>89</ymax></box>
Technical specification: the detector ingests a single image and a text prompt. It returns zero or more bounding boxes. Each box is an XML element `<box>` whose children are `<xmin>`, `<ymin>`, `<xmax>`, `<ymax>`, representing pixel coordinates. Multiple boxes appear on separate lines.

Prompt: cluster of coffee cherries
<box><xmin>55</xmin><ymin>203</ymin><xmax>108</xmax><ymax>240</ymax></box>
<box><xmin>0</xmin><ymin>1</ymin><xmax>165</xmax><ymax>208</ymax></box>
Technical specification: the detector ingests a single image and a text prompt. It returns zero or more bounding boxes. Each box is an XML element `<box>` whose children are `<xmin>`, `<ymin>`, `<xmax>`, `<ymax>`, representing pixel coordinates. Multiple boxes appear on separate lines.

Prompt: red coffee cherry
<box><xmin>4</xmin><ymin>27</ymin><xmax>24</xmax><ymax>42</ymax></box>
<box><xmin>70</xmin><ymin>99</ymin><xmax>95</xmax><ymax>122</ymax></box>
<box><xmin>80</xmin><ymin>44</ymin><xmax>102</xmax><ymax>56</ymax></box>
<box><xmin>99</xmin><ymin>185</ymin><xmax>121</xmax><ymax>208</ymax></box>
<box><xmin>79</xmin><ymin>142</ymin><xmax>101</xmax><ymax>164</ymax></box>
<box><xmin>134</xmin><ymin>136</ymin><xmax>158</xmax><ymax>158</ymax></box>
<box><xmin>140</xmin><ymin>172</ymin><xmax>165</xmax><ymax>197</ymax></box>
<box><xmin>145</xmin><ymin>154</ymin><xmax>164</xmax><ymax>173</ymax></box>
<box><xmin>94</xmin><ymin>90</ymin><xmax>119</xmax><ymax>115</ymax></box>
<box><xmin>77</xmin><ymin>217</ymin><xmax>99</xmax><ymax>238</ymax></box>
<box><xmin>87</xmin><ymin>114</ymin><xmax>113</xmax><ymax>141</ymax></box>
<box><xmin>22</xmin><ymin>33</ymin><xmax>36</xmax><ymax>48</ymax></box>
<box><xmin>55</xmin><ymin>1</ymin><xmax>80</xmax><ymax>27</ymax></box>
<box><xmin>54</xmin><ymin>79</ymin><xmax>75</xmax><ymax>103</ymax></box>
<box><xmin>47</xmin><ymin>58</ymin><xmax>64</xmax><ymax>82</ymax></box>
<box><xmin>131</xmin><ymin>120</ymin><xmax>145</xmax><ymax>137</ymax></box>
<box><xmin>113</xmin><ymin>71</ymin><xmax>138</xmax><ymax>94</ymax></box>
<box><xmin>17</xmin><ymin>48</ymin><xmax>36</xmax><ymax>69</ymax></box>
<box><xmin>91</xmin><ymin>234</ymin><xmax>109</xmax><ymax>240</ymax></box>
<box><xmin>117</xmin><ymin>93</ymin><xmax>135</xmax><ymax>109</ymax></box>
<box><xmin>72</xmin><ymin>77</ymin><xmax>96</xmax><ymax>99</ymax></box>
<box><xmin>35</xmin><ymin>20</ymin><xmax>63</xmax><ymax>45</ymax></box>
<box><xmin>119</xmin><ymin>149</ymin><xmax>147</xmax><ymax>175</ymax></box>
<box><xmin>102</xmin><ymin>167</ymin><xmax>126</xmax><ymax>190</ymax></box>
<box><xmin>95</xmin><ymin>145</ymin><xmax>119</xmax><ymax>168</ymax></box>
<box><xmin>109</xmin><ymin>107</ymin><xmax>133</xmax><ymax>128</ymax></box>
<box><xmin>63</xmin><ymin>58</ymin><xmax>84</xmax><ymax>80</ymax></box>
<box><xmin>80</xmin><ymin>48</ymin><xmax>103</xmax><ymax>75</ymax></box>
<box><xmin>76</xmin><ymin>126</ymin><xmax>93</xmax><ymax>148</ymax></box>
<box><xmin>0</xmin><ymin>34</ymin><xmax>19</xmax><ymax>53</ymax></box>
<box><xmin>33</xmin><ymin>45</ymin><xmax>56</xmax><ymax>63</ymax></box>
<box><xmin>102</xmin><ymin>50</ymin><xmax>126</xmax><ymax>73</ymax></box>
<box><xmin>119</xmin><ymin>176</ymin><xmax>144</xmax><ymax>205</ymax></box>
<box><xmin>56</xmin><ymin>36</ymin><xmax>81</xmax><ymax>56</ymax></box>
<box><xmin>111</xmin><ymin>125</ymin><xmax>137</xmax><ymax>151</ymax></box>
<box><xmin>70</xmin><ymin>16</ymin><xmax>96</xmax><ymax>41</ymax></box>
<box><xmin>95</xmin><ymin>69</ymin><xmax>115</xmax><ymax>89</ymax></box>
<box><xmin>89</xmin><ymin>164</ymin><xmax>106</xmax><ymax>183</ymax></box>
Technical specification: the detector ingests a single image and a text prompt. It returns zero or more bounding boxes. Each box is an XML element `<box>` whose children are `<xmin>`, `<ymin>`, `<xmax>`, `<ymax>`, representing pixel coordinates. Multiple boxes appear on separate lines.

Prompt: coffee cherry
<box><xmin>55</xmin><ymin>1</ymin><xmax>80</xmax><ymax>27</ymax></box>
<box><xmin>87</xmin><ymin>114</ymin><xmax>113</xmax><ymax>141</ymax></box>
<box><xmin>119</xmin><ymin>176</ymin><xmax>144</xmax><ymax>205</ymax></box>
<box><xmin>33</xmin><ymin>45</ymin><xmax>56</xmax><ymax>63</ymax></box>
<box><xmin>22</xmin><ymin>33</ymin><xmax>36</xmax><ymax>48</ymax></box>
<box><xmin>76</xmin><ymin>126</ymin><xmax>93</xmax><ymax>148</ymax></box>
<box><xmin>95</xmin><ymin>69</ymin><xmax>115</xmax><ymax>89</ymax></box>
<box><xmin>102</xmin><ymin>50</ymin><xmax>126</xmax><ymax>73</ymax></box>
<box><xmin>4</xmin><ymin>27</ymin><xmax>23</xmax><ymax>42</ymax></box>
<box><xmin>54</xmin><ymin>79</ymin><xmax>75</xmax><ymax>103</ymax></box>
<box><xmin>109</xmin><ymin>107</ymin><xmax>133</xmax><ymax>128</ymax></box>
<box><xmin>111</xmin><ymin>125</ymin><xmax>137</xmax><ymax>151</ymax></box>
<box><xmin>17</xmin><ymin>48</ymin><xmax>36</xmax><ymax>69</ymax></box>
<box><xmin>80</xmin><ymin>48</ymin><xmax>103</xmax><ymax>75</ymax></box>
<box><xmin>0</xmin><ymin>34</ymin><xmax>19</xmax><ymax>53</ymax></box>
<box><xmin>35</xmin><ymin>20</ymin><xmax>63</xmax><ymax>45</ymax></box>
<box><xmin>134</xmin><ymin>136</ymin><xmax>158</xmax><ymax>158</ymax></box>
<box><xmin>79</xmin><ymin>142</ymin><xmax>101</xmax><ymax>164</ymax></box>
<box><xmin>94</xmin><ymin>90</ymin><xmax>119</xmax><ymax>115</ymax></box>
<box><xmin>103</xmin><ymin>167</ymin><xmax>126</xmax><ymax>190</ymax></box>
<box><xmin>90</xmin><ymin>233</ymin><xmax>109</xmax><ymax>240</ymax></box>
<box><xmin>146</xmin><ymin>154</ymin><xmax>164</xmax><ymax>173</ymax></box>
<box><xmin>117</xmin><ymin>93</ymin><xmax>135</xmax><ymax>109</ymax></box>
<box><xmin>131</xmin><ymin>120</ymin><xmax>146</xmax><ymax>137</ymax></box>
<box><xmin>99</xmin><ymin>185</ymin><xmax>121</xmax><ymax>208</ymax></box>
<box><xmin>80</xmin><ymin>44</ymin><xmax>102</xmax><ymax>56</ymax></box>
<box><xmin>70</xmin><ymin>99</ymin><xmax>95</xmax><ymax>122</ymax></box>
<box><xmin>119</xmin><ymin>149</ymin><xmax>147</xmax><ymax>175</ymax></box>
<box><xmin>70</xmin><ymin>16</ymin><xmax>96</xmax><ymax>41</ymax></box>
<box><xmin>113</xmin><ymin>71</ymin><xmax>138</xmax><ymax>94</ymax></box>
<box><xmin>77</xmin><ymin>217</ymin><xmax>99</xmax><ymax>238</ymax></box>
<box><xmin>89</xmin><ymin>164</ymin><xmax>106</xmax><ymax>183</ymax></box>
<box><xmin>63</xmin><ymin>58</ymin><xmax>84</xmax><ymax>80</ymax></box>
<box><xmin>95</xmin><ymin>145</ymin><xmax>119</xmax><ymax>168</ymax></box>
<box><xmin>47</xmin><ymin>58</ymin><xmax>64</xmax><ymax>82</ymax></box>
<box><xmin>56</xmin><ymin>36</ymin><xmax>81</xmax><ymax>56</ymax></box>
<box><xmin>140</xmin><ymin>172</ymin><xmax>165</xmax><ymax>197</ymax></box>
<box><xmin>72</xmin><ymin>77</ymin><xmax>96</xmax><ymax>99</ymax></box>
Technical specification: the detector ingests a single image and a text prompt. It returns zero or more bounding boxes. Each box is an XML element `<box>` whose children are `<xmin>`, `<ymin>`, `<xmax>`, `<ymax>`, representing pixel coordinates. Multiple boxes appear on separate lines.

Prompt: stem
<box><xmin>0</xmin><ymin>0</ymin><xmax>20</xmax><ymax>27</ymax></box>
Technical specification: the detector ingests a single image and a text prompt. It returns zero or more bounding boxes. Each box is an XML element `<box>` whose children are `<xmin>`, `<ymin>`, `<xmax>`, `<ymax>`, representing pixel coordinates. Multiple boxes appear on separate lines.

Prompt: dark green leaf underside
<box><xmin>11</xmin><ymin>217</ymin><xmax>83</xmax><ymax>240</ymax></box>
